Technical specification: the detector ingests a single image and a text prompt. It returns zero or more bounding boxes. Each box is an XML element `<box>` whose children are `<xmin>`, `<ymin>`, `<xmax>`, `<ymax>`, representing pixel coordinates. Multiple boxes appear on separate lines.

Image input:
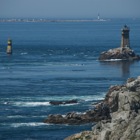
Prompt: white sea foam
<box><xmin>84</xmin><ymin>96</ymin><xmax>105</xmax><ymax>101</ymax></box>
<box><xmin>3</xmin><ymin>102</ymin><xmax>8</xmax><ymax>104</ymax></box>
<box><xmin>74</xmin><ymin>111</ymin><xmax>86</xmax><ymax>115</ymax></box>
<box><xmin>42</xmin><ymin>94</ymin><xmax>105</xmax><ymax>102</ymax></box>
<box><xmin>7</xmin><ymin>115</ymin><xmax>47</xmax><ymax>118</ymax></box>
<box><xmin>60</xmin><ymin>103</ymin><xmax>79</xmax><ymax>106</ymax></box>
<box><xmin>14</xmin><ymin>101</ymin><xmax>50</xmax><ymax>107</ymax></box>
<box><xmin>63</xmin><ymin>63</ymin><xmax>84</xmax><ymax>67</ymax></box>
<box><xmin>46</xmin><ymin>94</ymin><xmax>104</xmax><ymax>102</ymax></box>
<box><xmin>10</xmin><ymin>122</ymin><xmax>47</xmax><ymax>128</ymax></box>
<box><xmin>104</xmin><ymin>59</ymin><xmax>123</xmax><ymax>62</ymax></box>
<box><xmin>20</xmin><ymin>52</ymin><xmax>28</xmax><ymax>55</ymax></box>
<box><xmin>7</xmin><ymin>115</ymin><xmax>24</xmax><ymax>118</ymax></box>
<box><xmin>10</xmin><ymin>93</ymin><xmax>105</xmax><ymax>107</ymax></box>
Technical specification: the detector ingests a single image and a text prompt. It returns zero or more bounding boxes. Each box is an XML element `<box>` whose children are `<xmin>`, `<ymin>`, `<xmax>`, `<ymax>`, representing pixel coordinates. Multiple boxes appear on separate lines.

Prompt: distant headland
<box><xmin>0</xmin><ymin>16</ymin><xmax>108</xmax><ymax>23</ymax></box>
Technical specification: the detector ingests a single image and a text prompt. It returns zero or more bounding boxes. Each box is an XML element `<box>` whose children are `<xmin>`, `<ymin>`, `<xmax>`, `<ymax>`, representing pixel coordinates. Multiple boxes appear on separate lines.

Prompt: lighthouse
<box><xmin>6</xmin><ymin>39</ymin><xmax>12</xmax><ymax>54</ymax></box>
<box><xmin>121</xmin><ymin>25</ymin><xmax>130</xmax><ymax>48</ymax></box>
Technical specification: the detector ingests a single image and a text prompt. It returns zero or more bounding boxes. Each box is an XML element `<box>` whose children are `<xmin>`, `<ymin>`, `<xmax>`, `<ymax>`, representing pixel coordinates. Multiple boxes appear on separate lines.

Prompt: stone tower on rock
<box><xmin>98</xmin><ymin>25</ymin><xmax>140</xmax><ymax>61</ymax></box>
<box><xmin>121</xmin><ymin>25</ymin><xmax>130</xmax><ymax>48</ymax></box>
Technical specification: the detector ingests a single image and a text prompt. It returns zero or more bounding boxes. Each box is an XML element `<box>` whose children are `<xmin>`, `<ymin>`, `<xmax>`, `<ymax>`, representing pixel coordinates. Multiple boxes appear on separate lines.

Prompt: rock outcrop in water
<box><xmin>65</xmin><ymin>76</ymin><xmax>140</xmax><ymax>140</ymax></box>
<box><xmin>99</xmin><ymin>25</ymin><xmax>140</xmax><ymax>61</ymax></box>
<box><xmin>99</xmin><ymin>47</ymin><xmax>140</xmax><ymax>61</ymax></box>
<box><xmin>49</xmin><ymin>99</ymin><xmax>78</xmax><ymax>105</ymax></box>
<box><xmin>44</xmin><ymin>102</ymin><xmax>111</xmax><ymax>125</ymax></box>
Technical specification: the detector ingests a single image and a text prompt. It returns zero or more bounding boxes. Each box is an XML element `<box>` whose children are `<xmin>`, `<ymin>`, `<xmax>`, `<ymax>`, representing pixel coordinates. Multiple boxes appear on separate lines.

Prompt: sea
<box><xmin>0</xmin><ymin>18</ymin><xmax>140</xmax><ymax>140</ymax></box>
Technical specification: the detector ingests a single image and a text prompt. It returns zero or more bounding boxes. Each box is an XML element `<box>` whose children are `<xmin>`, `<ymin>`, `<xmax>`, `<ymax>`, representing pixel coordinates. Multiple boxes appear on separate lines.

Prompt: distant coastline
<box><xmin>0</xmin><ymin>18</ymin><xmax>109</xmax><ymax>23</ymax></box>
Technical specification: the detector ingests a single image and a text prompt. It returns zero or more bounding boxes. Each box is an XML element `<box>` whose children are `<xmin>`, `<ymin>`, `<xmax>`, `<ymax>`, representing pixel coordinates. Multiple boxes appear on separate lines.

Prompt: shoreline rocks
<box><xmin>65</xmin><ymin>76</ymin><xmax>140</xmax><ymax>140</ymax></box>
<box><xmin>44</xmin><ymin>104</ymin><xmax>111</xmax><ymax>125</ymax></box>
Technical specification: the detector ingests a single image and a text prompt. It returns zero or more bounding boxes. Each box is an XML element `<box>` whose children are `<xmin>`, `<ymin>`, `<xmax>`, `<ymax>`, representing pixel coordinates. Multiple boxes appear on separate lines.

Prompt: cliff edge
<box><xmin>65</xmin><ymin>76</ymin><xmax>140</xmax><ymax>140</ymax></box>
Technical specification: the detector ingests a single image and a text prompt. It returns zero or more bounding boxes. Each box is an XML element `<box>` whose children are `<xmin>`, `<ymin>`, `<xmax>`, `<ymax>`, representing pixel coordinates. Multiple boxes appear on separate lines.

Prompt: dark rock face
<box><xmin>45</xmin><ymin>82</ymin><xmax>128</xmax><ymax>126</ymax></box>
<box><xmin>65</xmin><ymin>76</ymin><xmax>140</xmax><ymax>140</ymax></box>
<box><xmin>45</xmin><ymin>76</ymin><xmax>140</xmax><ymax>128</ymax></box>
<box><xmin>104</xmin><ymin>85</ymin><xmax>122</xmax><ymax>112</ymax></box>
<box><xmin>44</xmin><ymin>103</ymin><xmax>111</xmax><ymax>125</ymax></box>
<box><xmin>99</xmin><ymin>47</ymin><xmax>140</xmax><ymax>61</ymax></box>
<box><xmin>49</xmin><ymin>99</ymin><xmax>78</xmax><ymax>105</ymax></box>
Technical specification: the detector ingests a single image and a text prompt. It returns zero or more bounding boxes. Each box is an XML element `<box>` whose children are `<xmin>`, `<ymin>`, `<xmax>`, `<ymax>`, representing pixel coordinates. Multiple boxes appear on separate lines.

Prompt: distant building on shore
<box><xmin>94</xmin><ymin>13</ymin><xmax>106</xmax><ymax>21</ymax></box>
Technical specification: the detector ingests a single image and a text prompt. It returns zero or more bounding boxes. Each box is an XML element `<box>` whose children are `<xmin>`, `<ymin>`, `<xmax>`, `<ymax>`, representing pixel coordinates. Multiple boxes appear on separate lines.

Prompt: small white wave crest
<box><xmin>14</xmin><ymin>101</ymin><xmax>50</xmax><ymax>107</ymax></box>
<box><xmin>60</xmin><ymin>103</ymin><xmax>79</xmax><ymax>106</ymax></box>
<box><xmin>84</xmin><ymin>96</ymin><xmax>105</xmax><ymax>101</ymax></box>
<box><xmin>104</xmin><ymin>59</ymin><xmax>123</xmax><ymax>61</ymax></box>
<box><xmin>7</xmin><ymin>115</ymin><xmax>24</xmax><ymax>118</ymax></box>
<box><xmin>20</xmin><ymin>52</ymin><xmax>28</xmax><ymax>55</ymax></box>
<box><xmin>6</xmin><ymin>115</ymin><xmax>47</xmax><ymax>119</ymax></box>
<box><xmin>10</xmin><ymin>122</ymin><xmax>47</xmax><ymax>128</ymax></box>
<box><xmin>42</xmin><ymin>94</ymin><xmax>105</xmax><ymax>102</ymax></box>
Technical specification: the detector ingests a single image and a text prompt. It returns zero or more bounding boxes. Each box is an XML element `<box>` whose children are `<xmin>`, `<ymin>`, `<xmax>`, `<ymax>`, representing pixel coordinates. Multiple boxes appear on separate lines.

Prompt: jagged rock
<box><xmin>126</xmin><ymin>76</ymin><xmax>140</xmax><ymax>92</ymax></box>
<box><xmin>49</xmin><ymin>99</ymin><xmax>78</xmax><ymax>105</ymax></box>
<box><xmin>44</xmin><ymin>114</ymin><xmax>64</xmax><ymax>124</ymax></box>
<box><xmin>65</xmin><ymin>76</ymin><xmax>140</xmax><ymax>140</ymax></box>
<box><xmin>65</xmin><ymin>131</ymin><xmax>92</xmax><ymax>140</ymax></box>
<box><xmin>127</xmin><ymin>77</ymin><xmax>136</xmax><ymax>83</ymax></box>
<box><xmin>44</xmin><ymin>104</ymin><xmax>111</xmax><ymax>125</ymax></box>
<box><xmin>99</xmin><ymin>25</ymin><xmax>140</xmax><ymax>61</ymax></box>
<box><xmin>99</xmin><ymin>47</ymin><xmax>140</xmax><ymax>61</ymax></box>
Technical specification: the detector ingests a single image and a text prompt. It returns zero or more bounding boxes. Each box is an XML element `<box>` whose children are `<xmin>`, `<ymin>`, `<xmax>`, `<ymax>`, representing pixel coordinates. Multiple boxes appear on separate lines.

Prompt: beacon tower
<box><xmin>7</xmin><ymin>39</ymin><xmax>12</xmax><ymax>54</ymax></box>
<box><xmin>121</xmin><ymin>25</ymin><xmax>130</xmax><ymax>48</ymax></box>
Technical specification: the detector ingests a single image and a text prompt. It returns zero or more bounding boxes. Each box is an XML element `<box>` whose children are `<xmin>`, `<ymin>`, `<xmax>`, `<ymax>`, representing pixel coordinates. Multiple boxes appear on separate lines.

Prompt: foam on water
<box><xmin>84</xmin><ymin>96</ymin><xmax>105</xmax><ymax>101</ymax></box>
<box><xmin>20</xmin><ymin>52</ymin><xmax>28</xmax><ymax>55</ymax></box>
<box><xmin>42</xmin><ymin>94</ymin><xmax>106</xmax><ymax>102</ymax></box>
<box><xmin>4</xmin><ymin>94</ymin><xmax>105</xmax><ymax>108</ymax></box>
<box><xmin>104</xmin><ymin>59</ymin><xmax>123</xmax><ymax>61</ymax></box>
<box><xmin>2</xmin><ymin>93</ymin><xmax>106</xmax><ymax>105</ymax></box>
<box><xmin>60</xmin><ymin>103</ymin><xmax>79</xmax><ymax>106</ymax></box>
<box><xmin>6</xmin><ymin>115</ymin><xmax>47</xmax><ymax>118</ymax></box>
<box><xmin>10</xmin><ymin>122</ymin><xmax>47</xmax><ymax>128</ymax></box>
<box><xmin>7</xmin><ymin>115</ymin><xmax>25</xmax><ymax>118</ymax></box>
<box><xmin>13</xmin><ymin>101</ymin><xmax>50</xmax><ymax>107</ymax></box>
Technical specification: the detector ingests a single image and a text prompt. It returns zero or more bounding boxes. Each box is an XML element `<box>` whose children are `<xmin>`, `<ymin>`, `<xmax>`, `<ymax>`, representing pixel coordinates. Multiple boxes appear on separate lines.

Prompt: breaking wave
<box><xmin>10</xmin><ymin>122</ymin><xmax>47</xmax><ymax>128</ymax></box>
<box><xmin>104</xmin><ymin>59</ymin><xmax>123</xmax><ymax>61</ymax></box>
<box><xmin>20</xmin><ymin>52</ymin><xmax>28</xmax><ymax>55</ymax></box>
<box><xmin>13</xmin><ymin>101</ymin><xmax>50</xmax><ymax>107</ymax></box>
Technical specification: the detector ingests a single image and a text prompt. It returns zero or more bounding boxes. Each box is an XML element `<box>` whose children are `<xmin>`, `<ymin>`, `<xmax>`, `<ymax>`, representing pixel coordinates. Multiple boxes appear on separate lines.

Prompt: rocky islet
<box><xmin>99</xmin><ymin>25</ymin><xmax>140</xmax><ymax>61</ymax></box>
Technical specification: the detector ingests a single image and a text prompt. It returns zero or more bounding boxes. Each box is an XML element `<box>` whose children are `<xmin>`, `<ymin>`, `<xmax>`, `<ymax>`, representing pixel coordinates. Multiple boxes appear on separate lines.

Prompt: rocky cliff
<box><xmin>65</xmin><ymin>76</ymin><xmax>140</xmax><ymax>140</ymax></box>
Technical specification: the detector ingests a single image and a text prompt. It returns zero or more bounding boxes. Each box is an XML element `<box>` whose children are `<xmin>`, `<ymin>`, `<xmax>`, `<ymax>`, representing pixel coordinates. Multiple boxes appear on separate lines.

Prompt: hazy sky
<box><xmin>0</xmin><ymin>0</ymin><xmax>140</xmax><ymax>18</ymax></box>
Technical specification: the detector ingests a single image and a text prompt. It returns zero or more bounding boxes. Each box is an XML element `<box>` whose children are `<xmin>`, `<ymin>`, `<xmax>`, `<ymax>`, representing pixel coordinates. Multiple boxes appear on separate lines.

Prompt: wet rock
<box><xmin>49</xmin><ymin>99</ymin><xmax>78</xmax><ymax>105</ymax></box>
<box><xmin>44</xmin><ymin>114</ymin><xmax>64</xmax><ymax>124</ymax></box>
<box><xmin>65</xmin><ymin>76</ymin><xmax>140</xmax><ymax>140</ymax></box>
<box><xmin>44</xmin><ymin>103</ymin><xmax>111</xmax><ymax>125</ymax></box>
<box><xmin>99</xmin><ymin>47</ymin><xmax>140</xmax><ymax>61</ymax></box>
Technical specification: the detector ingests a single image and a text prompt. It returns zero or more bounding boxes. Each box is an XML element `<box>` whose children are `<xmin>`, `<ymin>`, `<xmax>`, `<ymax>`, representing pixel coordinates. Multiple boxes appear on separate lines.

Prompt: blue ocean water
<box><xmin>0</xmin><ymin>19</ymin><xmax>140</xmax><ymax>140</ymax></box>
